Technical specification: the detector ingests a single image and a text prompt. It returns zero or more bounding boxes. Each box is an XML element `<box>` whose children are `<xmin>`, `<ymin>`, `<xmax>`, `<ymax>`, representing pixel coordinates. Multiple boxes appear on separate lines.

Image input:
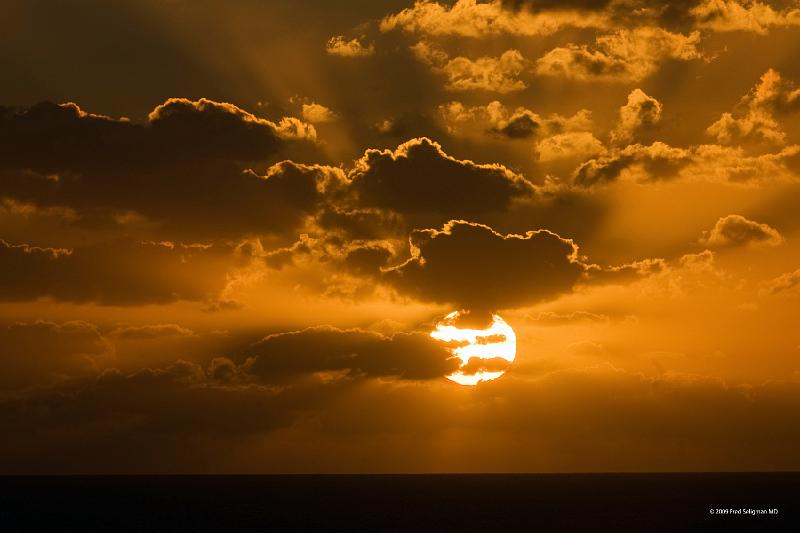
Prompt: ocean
<box><xmin>0</xmin><ymin>473</ymin><xmax>796</xmax><ymax>532</ymax></box>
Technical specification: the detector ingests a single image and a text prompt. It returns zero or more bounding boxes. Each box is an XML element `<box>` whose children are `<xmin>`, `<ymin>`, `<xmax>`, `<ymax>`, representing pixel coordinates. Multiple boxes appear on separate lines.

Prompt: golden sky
<box><xmin>1</xmin><ymin>0</ymin><xmax>800</xmax><ymax>473</ymax></box>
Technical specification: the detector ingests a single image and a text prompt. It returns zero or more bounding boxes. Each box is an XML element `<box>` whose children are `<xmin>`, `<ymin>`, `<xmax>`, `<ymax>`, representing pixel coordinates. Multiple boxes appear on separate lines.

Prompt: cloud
<box><xmin>110</xmin><ymin>324</ymin><xmax>196</xmax><ymax>340</ymax></box>
<box><xmin>583</xmin><ymin>257</ymin><xmax>668</xmax><ymax>286</ymax></box>
<box><xmin>439</xmin><ymin>100</ymin><xmax>593</xmax><ymax>140</ymax></box>
<box><xmin>0</xmin><ymin>238</ymin><xmax>245</xmax><ymax>305</ymax></box>
<box><xmin>0</xmin><ymin>320</ymin><xmax>109</xmax><ymax>390</ymax></box>
<box><xmin>147</xmin><ymin>97</ymin><xmax>316</xmax><ymax>152</ymax></box>
<box><xmin>0</xmin><ymin>359</ymin><xmax>337</xmax><ymax>472</ymax></box>
<box><xmin>301</xmin><ymin>103</ymin><xmax>337</xmax><ymax>124</ymax></box>
<box><xmin>437</xmin><ymin>101</ymin><xmax>602</xmax><ymax>161</ymax></box>
<box><xmin>691</xmin><ymin>0</ymin><xmax>800</xmax><ymax>34</ymax></box>
<box><xmin>574</xmin><ymin>142</ymin><xmax>691</xmax><ymax>186</ymax></box>
<box><xmin>0</xmin><ymin>99</ymin><xmax>323</xmax><ymax>239</ymax></box>
<box><xmin>536</xmin><ymin>132</ymin><xmax>605</xmax><ymax>162</ymax></box>
<box><xmin>381</xmin><ymin>0</ymin><xmax>606</xmax><ymax>37</ymax></box>
<box><xmin>528</xmin><ymin>311</ymin><xmax>611</xmax><ymax>325</ymax></box>
<box><xmin>4</xmin><ymin>360</ymin><xmax>800</xmax><ymax>472</ymax></box>
<box><xmin>535</xmin><ymin>27</ymin><xmax>702</xmax><ymax>82</ymax></box>
<box><xmin>574</xmin><ymin>142</ymin><xmax>800</xmax><ymax>186</ymax></box>
<box><xmin>347</xmin><ymin>137</ymin><xmax>535</xmax><ymax>216</ymax></box>
<box><xmin>342</xmin><ymin>242</ymin><xmax>395</xmax><ymax>276</ymax></box>
<box><xmin>384</xmin><ymin>220</ymin><xmax>586</xmax><ymax>311</ymax></box>
<box><xmin>242</xmin><ymin>326</ymin><xmax>459</xmax><ymax>382</ymax></box>
<box><xmin>325</xmin><ymin>35</ymin><xmax>375</xmax><ymax>57</ymax></box>
<box><xmin>315</xmin><ymin>207</ymin><xmax>405</xmax><ymax>240</ymax></box>
<box><xmin>761</xmin><ymin>268</ymin><xmax>800</xmax><ymax>295</ymax></box>
<box><xmin>700</xmin><ymin>214</ymin><xmax>783</xmax><ymax>247</ymax></box>
<box><xmin>610</xmin><ymin>89</ymin><xmax>663</xmax><ymax>145</ymax></box>
<box><xmin>413</xmin><ymin>41</ymin><xmax>528</xmax><ymax>93</ymax></box>
<box><xmin>707</xmin><ymin>69</ymin><xmax>800</xmax><ymax>145</ymax></box>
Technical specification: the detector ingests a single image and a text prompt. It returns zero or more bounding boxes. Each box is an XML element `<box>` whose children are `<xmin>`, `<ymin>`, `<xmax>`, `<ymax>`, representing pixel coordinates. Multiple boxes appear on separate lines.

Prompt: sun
<box><xmin>430</xmin><ymin>310</ymin><xmax>516</xmax><ymax>386</ymax></box>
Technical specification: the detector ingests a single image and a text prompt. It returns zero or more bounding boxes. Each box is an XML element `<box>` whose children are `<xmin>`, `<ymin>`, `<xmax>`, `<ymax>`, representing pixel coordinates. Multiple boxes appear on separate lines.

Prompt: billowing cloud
<box><xmin>610</xmin><ymin>89</ymin><xmax>663</xmax><ymax>145</ymax></box>
<box><xmin>147</xmin><ymin>97</ymin><xmax>317</xmax><ymax>152</ymax></box>
<box><xmin>325</xmin><ymin>35</ymin><xmax>375</xmax><ymax>57</ymax></box>
<box><xmin>535</xmin><ymin>27</ymin><xmax>702</xmax><ymax>82</ymax></box>
<box><xmin>707</xmin><ymin>69</ymin><xmax>800</xmax><ymax>144</ymax></box>
<box><xmin>242</xmin><ymin>326</ymin><xmax>458</xmax><ymax>382</ymax></box>
<box><xmin>413</xmin><ymin>41</ymin><xmax>528</xmax><ymax>93</ymax></box>
<box><xmin>437</xmin><ymin>101</ymin><xmax>602</xmax><ymax>161</ymax></box>
<box><xmin>301</xmin><ymin>103</ymin><xmax>337</xmax><ymax>124</ymax></box>
<box><xmin>574</xmin><ymin>142</ymin><xmax>800</xmax><ymax>186</ymax></box>
<box><xmin>700</xmin><ymin>214</ymin><xmax>783</xmax><ymax>247</ymax></box>
<box><xmin>536</xmin><ymin>132</ymin><xmax>605</xmax><ymax>162</ymax></box>
<box><xmin>384</xmin><ymin>220</ymin><xmax>586</xmax><ymax>311</ymax></box>
<box><xmin>0</xmin><ymin>99</ymin><xmax>323</xmax><ymax>239</ymax></box>
<box><xmin>381</xmin><ymin>0</ymin><xmax>606</xmax><ymax>37</ymax></box>
<box><xmin>348</xmin><ymin>137</ymin><xmax>535</xmax><ymax>216</ymax></box>
<box><xmin>574</xmin><ymin>142</ymin><xmax>691</xmax><ymax>186</ymax></box>
<box><xmin>691</xmin><ymin>0</ymin><xmax>800</xmax><ymax>34</ymax></box>
<box><xmin>439</xmin><ymin>100</ymin><xmax>593</xmax><ymax>139</ymax></box>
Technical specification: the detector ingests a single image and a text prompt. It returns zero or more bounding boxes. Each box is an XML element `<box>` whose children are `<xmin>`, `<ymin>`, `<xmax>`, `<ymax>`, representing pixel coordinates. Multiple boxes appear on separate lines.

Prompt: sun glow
<box><xmin>430</xmin><ymin>310</ymin><xmax>516</xmax><ymax>386</ymax></box>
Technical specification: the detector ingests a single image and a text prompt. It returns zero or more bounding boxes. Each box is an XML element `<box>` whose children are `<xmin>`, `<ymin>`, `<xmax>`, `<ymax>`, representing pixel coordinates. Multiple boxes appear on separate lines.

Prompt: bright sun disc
<box><xmin>430</xmin><ymin>310</ymin><xmax>516</xmax><ymax>386</ymax></box>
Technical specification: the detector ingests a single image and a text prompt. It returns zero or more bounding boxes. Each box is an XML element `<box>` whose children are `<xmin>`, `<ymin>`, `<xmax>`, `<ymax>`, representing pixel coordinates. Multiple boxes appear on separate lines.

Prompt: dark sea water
<box><xmin>0</xmin><ymin>473</ymin><xmax>797</xmax><ymax>532</ymax></box>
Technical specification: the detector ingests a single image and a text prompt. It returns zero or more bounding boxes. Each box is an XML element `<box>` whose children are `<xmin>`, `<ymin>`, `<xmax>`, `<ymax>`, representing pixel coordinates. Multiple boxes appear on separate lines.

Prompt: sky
<box><xmin>1</xmin><ymin>0</ymin><xmax>800</xmax><ymax>473</ymax></box>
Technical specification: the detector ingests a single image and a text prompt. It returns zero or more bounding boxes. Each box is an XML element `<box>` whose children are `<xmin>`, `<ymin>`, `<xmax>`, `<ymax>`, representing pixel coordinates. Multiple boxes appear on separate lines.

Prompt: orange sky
<box><xmin>1</xmin><ymin>0</ymin><xmax>800</xmax><ymax>473</ymax></box>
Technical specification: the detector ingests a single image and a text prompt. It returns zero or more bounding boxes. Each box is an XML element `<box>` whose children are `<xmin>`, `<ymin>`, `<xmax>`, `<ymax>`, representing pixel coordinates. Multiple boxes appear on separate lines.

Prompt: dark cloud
<box><xmin>700</xmin><ymin>214</ymin><xmax>783</xmax><ymax>247</ymax></box>
<box><xmin>243</xmin><ymin>326</ymin><xmax>459</xmax><ymax>382</ymax></box>
<box><xmin>0</xmin><ymin>98</ymin><xmax>309</xmax><ymax>172</ymax></box>
<box><xmin>146</xmin><ymin>97</ymin><xmax>295</xmax><ymax>161</ymax></box>
<box><xmin>384</xmin><ymin>220</ymin><xmax>586</xmax><ymax>312</ymax></box>
<box><xmin>316</xmin><ymin>207</ymin><xmax>405</xmax><ymax>240</ymax></box>
<box><xmin>343</xmin><ymin>242</ymin><xmax>395</xmax><ymax>276</ymax></box>
<box><xmin>496</xmin><ymin>112</ymin><xmax>540</xmax><ymax>138</ymax></box>
<box><xmin>348</xmin><ymin>137</ymin><xmax>535</xmax><ymax>217</ymax></box>
<box><xmin>3</xmin><ymin>360</ymin><xmax>800</xmax><ymax>472</ymax></box>
<box><xmin>0</xmin><ymin>359</ymin><xmax>341</xmax><ymax>473</ymax></box>
<box><xmin>0</xmin><ymin>99</ymin><xmax>323</xmax><ymax>239</ymax></box>
<box><xmin>0</xmin><ymin>238</ymin><xmax>241</xmax><ymax>305</ymax></box>
<box><xmin>500</xmin><ymin>0</ymin><xmax>613</xmax><ymax>11</ymax></box>
<box><xmin>0</xmin><ymin>320</ymin><xmax>109</xmax><ymax>391</ymax></box>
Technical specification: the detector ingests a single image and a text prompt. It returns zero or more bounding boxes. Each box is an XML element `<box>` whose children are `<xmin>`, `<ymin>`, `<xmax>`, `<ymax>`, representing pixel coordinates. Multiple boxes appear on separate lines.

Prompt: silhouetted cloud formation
<box><xmin>349</xmin><ymin>138</ymin><xmax>535</xmax><ymax>217</ymax></box>
<box><xmin>242</xmin><ymin>326</ymin><xmax>459</xmax><ymax>382</ymax></box>
<box><xmin>385</xmin><ymin>220</ymin><xmax>586</xmax><ymax>311</ymax></box>
<box><xmin>0</xmin><ymin>99</ymin><xmax>322</xmax><ymax>239</ymax></box>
